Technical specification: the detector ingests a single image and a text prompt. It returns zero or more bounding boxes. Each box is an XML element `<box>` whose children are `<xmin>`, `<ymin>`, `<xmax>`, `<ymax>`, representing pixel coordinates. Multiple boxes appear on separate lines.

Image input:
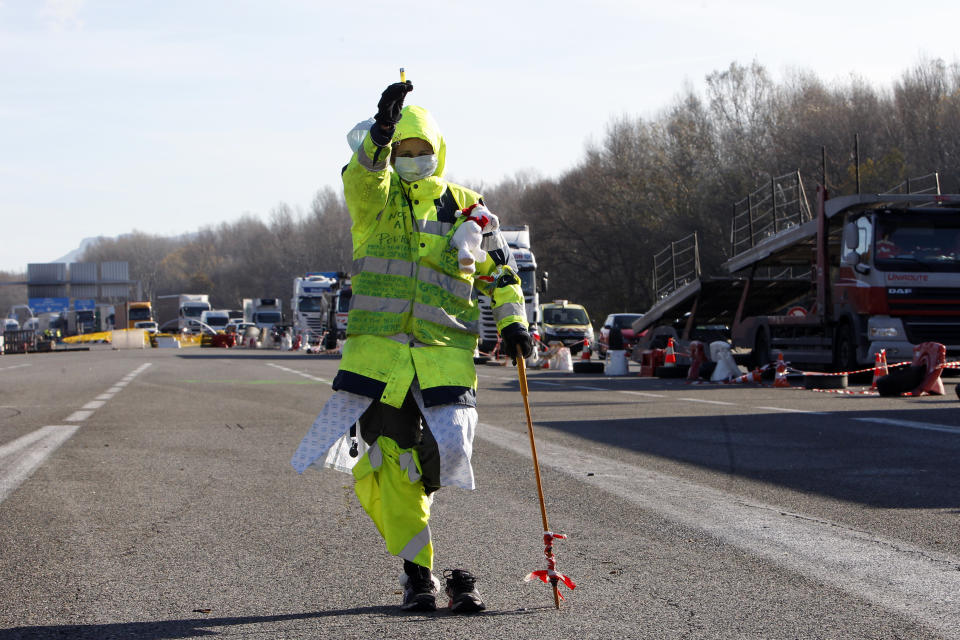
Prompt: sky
<box><xmin>2</xmin><ymin>0</ymin><xmax>958</xmax><ymax>272</ymax></box>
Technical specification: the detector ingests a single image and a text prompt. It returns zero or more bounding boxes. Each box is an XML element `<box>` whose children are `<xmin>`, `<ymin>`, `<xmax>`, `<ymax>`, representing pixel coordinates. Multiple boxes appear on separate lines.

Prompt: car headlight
<box><xmin>869</xmin><ymin>326</ymin><xmax>901</xmax><ymax>338</ymax></box>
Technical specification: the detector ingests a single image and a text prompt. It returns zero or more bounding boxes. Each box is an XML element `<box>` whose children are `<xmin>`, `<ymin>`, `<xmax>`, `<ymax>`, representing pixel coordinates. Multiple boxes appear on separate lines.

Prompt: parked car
<box><xmin>597</xmin><ymin>313</ymin><xmax>645</xmax><ymax>358</ymax></box>
<box><xmin>539</xmin><ymin>300</ymin><xmax>594</xmax><ymax>355</ymax></box>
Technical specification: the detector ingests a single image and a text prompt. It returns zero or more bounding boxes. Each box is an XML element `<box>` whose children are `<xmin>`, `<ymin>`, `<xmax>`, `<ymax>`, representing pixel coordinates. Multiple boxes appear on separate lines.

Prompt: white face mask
<box><xmin>394</xmin><ymin>154</ymin><xmax>438</xmax><ymax>182</ymax></box>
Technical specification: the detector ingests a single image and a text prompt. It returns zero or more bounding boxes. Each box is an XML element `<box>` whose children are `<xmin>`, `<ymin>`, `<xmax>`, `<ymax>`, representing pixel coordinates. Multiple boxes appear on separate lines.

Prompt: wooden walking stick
<box><xmin>516</xmin><ymin>347</ymin><xmax>575</xmax><ymax>609</ymax></box>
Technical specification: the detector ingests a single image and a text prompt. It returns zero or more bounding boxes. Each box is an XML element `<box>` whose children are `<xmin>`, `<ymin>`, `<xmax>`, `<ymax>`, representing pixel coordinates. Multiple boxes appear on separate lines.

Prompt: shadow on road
<box><xmin>537</xmin><ymin>406</ymin><xmax>960</xmax><ymax>509</ymax></box>
<box><xmin>0</xmin><ymin>605</ymin><xmax>542</xmax><ymax>639</ymax></box>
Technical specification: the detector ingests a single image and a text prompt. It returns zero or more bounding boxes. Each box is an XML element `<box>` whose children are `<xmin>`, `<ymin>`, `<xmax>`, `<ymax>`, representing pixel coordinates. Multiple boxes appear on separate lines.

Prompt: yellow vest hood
<box><xmin>394</xmin><ymin>105</ymin><xmax>446</xmax><ymax>178</ymax></box>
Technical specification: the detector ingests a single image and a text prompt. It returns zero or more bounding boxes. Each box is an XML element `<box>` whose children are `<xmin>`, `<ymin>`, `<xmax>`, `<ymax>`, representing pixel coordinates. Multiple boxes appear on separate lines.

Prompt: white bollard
<box><xmin>604</xmin><ymin>349</ymin><xmax>628</xmax><ymax>376</ymax></box>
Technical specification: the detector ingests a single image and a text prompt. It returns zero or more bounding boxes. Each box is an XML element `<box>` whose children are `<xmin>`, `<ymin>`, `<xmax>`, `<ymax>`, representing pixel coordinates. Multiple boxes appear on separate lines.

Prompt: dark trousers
<box><xmin>358</xmin><ymin>391</ymin><xmax>441</xmax><ymax>495</ymax></box>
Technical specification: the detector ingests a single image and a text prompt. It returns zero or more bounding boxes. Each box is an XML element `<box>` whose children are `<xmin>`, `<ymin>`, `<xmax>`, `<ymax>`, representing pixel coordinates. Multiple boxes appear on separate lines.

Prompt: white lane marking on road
<box><xmin>0</xmin><ymin>363</ymin><xmax>32</xmax><ymax>372</ymax></box>
<box><xmin>265</xmin><ymin>363</ymin><xmax>332</xmax><ymax>384</ymax></box>
<box><xmin>570</xmin><ymin>385</ymin><xmax>607</xmax><ymax>391</ymax></box>
<box><xmin>0</xmin><ymin>425</ymin><xmax>80</xmax><ymax>504</ymax></box>
<box><xmin>617</xmin><ymin>390</ymin><xmax>665</xmax><ymax>398</ymax></box>
<box><xmin>677</xmin><ymin>397</ymin><xmax>736</xmax><ymax>406</ymax></box>
<box><xmin>853</xmin><ymin>417</ymin><xmax>960</xmax><ymax>436</ymax></box>
<box><xmin>61</xmin><ymin>363</ymin><xmax>152</xmax><ymax>424</ymax></box>
<box><xmin>754</xmin><ymin>406</ymin><xmax>827</xmax><ymax>415</ymax></box>
<box><xmin>478</xmin><ymin>421</ymin><xmax>960</xmax><ymax>638</ymax></box>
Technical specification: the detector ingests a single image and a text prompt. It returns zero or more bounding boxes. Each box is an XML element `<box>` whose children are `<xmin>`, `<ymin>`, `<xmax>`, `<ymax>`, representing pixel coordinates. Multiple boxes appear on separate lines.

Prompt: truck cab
<box><xmin>200</xmin><ymin>310</ymin><xmax>231</xmax><ymax>331</ymax></box>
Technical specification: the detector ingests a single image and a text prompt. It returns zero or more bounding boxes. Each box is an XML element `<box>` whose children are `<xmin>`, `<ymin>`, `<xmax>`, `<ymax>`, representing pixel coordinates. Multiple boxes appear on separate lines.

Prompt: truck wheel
<box><xmin>833</xmin><ymin>324</ymin><xmax>857</xmax><ymax>373</ymax></box>
<box><xmin>752</xmin><ymin>331</ymin><xmax>771</xmax><ymax>369</ymax></box>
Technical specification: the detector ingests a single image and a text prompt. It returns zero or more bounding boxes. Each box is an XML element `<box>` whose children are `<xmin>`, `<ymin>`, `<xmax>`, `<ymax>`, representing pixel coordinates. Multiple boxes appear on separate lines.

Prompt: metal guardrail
<box><xmin>652</xmin><ymin>232</ymin><xmax>700</xmax><ymax>301</ymax></box>
<box><xmin>730</xmin><ymin>171</ymin><xmax>813</xmax><ymax>257</ymax></box>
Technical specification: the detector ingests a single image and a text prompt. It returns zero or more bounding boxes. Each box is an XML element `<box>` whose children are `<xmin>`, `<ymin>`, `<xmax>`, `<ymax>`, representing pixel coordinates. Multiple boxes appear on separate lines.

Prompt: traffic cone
<box><xmin>870</xmin><ymin>351</ymin><xmax>884</xmax><ymax>390</ymax></box>
<box><xmin>664</xmin><ymin>338</ymin><xmax>677</xmax><ymax>367</ymax></box>
<box><xmin>879</xmin><ymin>349</ymin><xmax>889</xmax><ymax>377</ymax></box>
<box><xmin>774</xmin><ymin>352</ymin><xmax>790</xmax><ymax>388</ymax></box>
<box><xmin>581</xmin><ymin>339</ymin><xmax>591</xmax><ymax>361</ymax></box>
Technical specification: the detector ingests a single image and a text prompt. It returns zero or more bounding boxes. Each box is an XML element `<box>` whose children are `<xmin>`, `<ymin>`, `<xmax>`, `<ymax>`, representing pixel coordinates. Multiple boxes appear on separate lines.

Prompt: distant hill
<box><xmin>52</xmin><ymin>237</ymin><xmax>104</xmax><ymax>264</ymax></box>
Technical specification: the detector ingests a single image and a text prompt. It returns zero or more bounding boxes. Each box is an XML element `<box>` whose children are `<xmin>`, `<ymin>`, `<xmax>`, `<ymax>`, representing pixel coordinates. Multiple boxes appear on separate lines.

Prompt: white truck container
<box><xmin>477</xmin><ymin>225</ymin><xmax>545</xmax><ymax>354</ymax></box>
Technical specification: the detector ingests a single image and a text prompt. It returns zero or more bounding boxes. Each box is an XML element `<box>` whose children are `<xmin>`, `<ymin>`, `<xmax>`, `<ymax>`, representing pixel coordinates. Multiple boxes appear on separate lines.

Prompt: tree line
<box><xmin>70</xmin><ymin>57</ymin><xmax>960</xmax><ymax>323</ymax></box>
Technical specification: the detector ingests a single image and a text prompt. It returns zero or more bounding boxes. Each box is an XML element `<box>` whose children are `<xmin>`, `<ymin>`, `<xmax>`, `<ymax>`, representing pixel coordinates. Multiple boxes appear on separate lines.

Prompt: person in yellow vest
<box><xmin>292</xmin><ymin>80</ymin><xmax>532</xmax><ymax>613</ymax></box>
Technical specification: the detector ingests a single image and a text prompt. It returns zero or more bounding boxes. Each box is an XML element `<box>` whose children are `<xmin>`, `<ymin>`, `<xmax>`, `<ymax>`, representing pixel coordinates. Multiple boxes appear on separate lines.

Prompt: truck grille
<box><xmin>888</xmin><ymin>287</ymin><xmax>960</xmax><ymax>314</ymax></box>
<box><xmin>903</xmin><ymin>318</ymin><xmax>960</xmax><ymax>346</ymax></box>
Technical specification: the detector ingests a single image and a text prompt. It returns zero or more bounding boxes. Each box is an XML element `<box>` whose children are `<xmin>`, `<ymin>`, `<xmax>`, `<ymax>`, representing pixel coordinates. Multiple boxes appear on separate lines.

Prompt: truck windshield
<box><xmin>297</xmin><ymin>296</ymin><xmax>326</xmax><ymax>313</ymax></box>
<box><xmin>183</xmin><ymin>306</ymin><xmax>208</xmax><ymax>318</ymax></box>
<box><xmin>543</xmin><ymin>308</ymin><xmax>588</xmax><ymax>325</ymax></box>
<box><xmin>256</xmin><ymin>312</ymin><xmax>282</xmax><ymax>323</ymax></box>
<box><xmin>874</xmin><ymin>212</ymin><xmax>960</xmax><ymax>272</ymax></box>
<box><xmin>129</xmin><ymin>307</ymin><xmax>151</xmax><ymax>322</ymax></box>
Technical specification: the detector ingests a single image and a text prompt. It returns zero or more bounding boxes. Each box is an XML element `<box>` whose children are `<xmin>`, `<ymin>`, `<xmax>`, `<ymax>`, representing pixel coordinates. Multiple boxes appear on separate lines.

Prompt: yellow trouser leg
<box><xmin>352</xmin><ymin>436</ymin><xmax>433</xmax><ymax>568</ymax></box>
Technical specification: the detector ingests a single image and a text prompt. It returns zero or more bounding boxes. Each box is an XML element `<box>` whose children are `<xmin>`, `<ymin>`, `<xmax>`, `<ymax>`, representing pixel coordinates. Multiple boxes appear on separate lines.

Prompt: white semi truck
<box><xmin>156</xmin><ymin>294</ymin><xmax>211</xmax><ymax>332</ymax></box>
<box><xmin>291</xmin><ymin>273</ymin><xmax>341</xmax><ymax>348</ymax></box>
<box><xmin>251</xmin><ymin>298</ymin><xmax>283</xmax><ymax>332</ymax></box>
<box><xmin>477</xmin><ymin>224</ymin><xmax>546</xmax><ymax>354</ymax></box>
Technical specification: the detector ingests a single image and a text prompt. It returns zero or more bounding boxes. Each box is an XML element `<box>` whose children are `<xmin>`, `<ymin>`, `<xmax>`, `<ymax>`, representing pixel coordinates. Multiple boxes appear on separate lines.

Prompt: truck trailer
<box><xmin>634</xmin><ymin>179</ymin><xmax>960</xmax><ymax>371</ymax></box>
<box><xmin>156</xmin><ymin>294</ymin><xmax>211</xmax><ymax>332</ymax></box>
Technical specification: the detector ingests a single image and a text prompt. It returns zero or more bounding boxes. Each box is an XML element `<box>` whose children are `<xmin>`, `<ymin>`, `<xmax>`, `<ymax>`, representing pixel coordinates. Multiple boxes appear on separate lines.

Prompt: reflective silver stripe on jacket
<box><xmin>350</xmin><ymin>294</ymin><xmax>412</xmax><ymax>315</ymax></box>
<box><xmin>493</xmin><ymin>302</ymin><xmax>527</xmax><ymax>324</ymax></box>
<box><xmin>414</xmin><ymin>302</ymin><xmax>479</xmax><ymax>334</ymax></box>
<box><xmin>357</xmin><ymin>143</ymin><xmax>389</xmax><ymax>172</ymax></box>
<box><xmin>367</xmin><ymin>440</ymin><xmax>383</xmax><ymax>469</ymax></box>
<box><xmin>417</xmin><ymin>219</ymin><xmax>453</xmax><ymax>237</ymax></box>
<box><xmin>399</xmin><ymin>524</ymin><xmax>432</xmax><ymax>563</ymax></box>
<box><xmin>353</xmin><ymin>256</ymin><xmax>416</xmax><ymax>279</ymax></box>
<box><xmin>418</xmin><ymin>266</ymin><xmax>472</xmax><ymax>300</ymax></box>
<box><xmin>355</xmin><ymin>257</ymin><xmax>472</xmax><ymax>302</ymax></box>
<box><xmin>386</xmin><ymin>333</ymin><xmax>431</xmax><ymax>347</ymax></box>
<box><xmin>398</xmin><ymin>451</ymin><xmax>421</xmax><ymax>483</ymax></box>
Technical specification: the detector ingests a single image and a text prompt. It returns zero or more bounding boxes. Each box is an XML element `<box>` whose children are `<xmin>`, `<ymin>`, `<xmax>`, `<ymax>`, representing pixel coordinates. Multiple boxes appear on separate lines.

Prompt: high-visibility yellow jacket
<box><xmin>336</xmin><ymin>105</ymin><xmax>527</xmax><ymax>409</ymax></box>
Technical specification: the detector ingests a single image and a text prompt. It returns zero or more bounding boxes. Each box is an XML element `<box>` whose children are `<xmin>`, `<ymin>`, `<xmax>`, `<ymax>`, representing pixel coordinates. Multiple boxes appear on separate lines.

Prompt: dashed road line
<box><xmin>0</xmin><ymin>425</ymin><xmax>80</xmax><ymax>504</ymax></box>
<box><xmin>0</xmin><ymin>363</ymin><xmax>32</xmax><ymax>372</ymax></box>
<box><xmin>0</xmin><ymin>362</ymin><xmax>152</xmax><ymax>505</ymax></box>
<box><xmin>266</xmin><ymin>363</ymin><xmax>332</xmax><ymax>384</ymax></box>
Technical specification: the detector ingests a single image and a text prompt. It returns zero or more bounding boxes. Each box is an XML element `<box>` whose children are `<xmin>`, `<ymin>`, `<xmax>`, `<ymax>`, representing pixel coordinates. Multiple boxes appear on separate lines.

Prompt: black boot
<box><xmin>400</xmin><ymin>560</ymin><xmax>438</xmax><ymax>612</ymax></box>
<box><xmin>443</xmin><ymin>568</ymin><xmax>486</xmax><ymax>613</ymax></box>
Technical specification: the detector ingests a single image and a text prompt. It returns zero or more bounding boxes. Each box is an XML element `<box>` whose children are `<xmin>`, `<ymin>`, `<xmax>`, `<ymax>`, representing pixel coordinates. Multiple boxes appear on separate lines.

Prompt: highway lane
<box><xmin>0</xmin><ymin>348</ymin><xmax>958</xmax><ymax>639</ymax></box>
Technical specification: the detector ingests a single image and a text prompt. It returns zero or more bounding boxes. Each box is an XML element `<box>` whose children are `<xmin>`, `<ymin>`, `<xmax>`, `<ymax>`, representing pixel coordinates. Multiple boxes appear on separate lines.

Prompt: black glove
<box><xmin>500</xmin><ymin>322</ymin><xmax>533</xmax><ymax>364</ymax></box>
<box><xmin>374</xmin><ymin>81</ymin><xmax>413</xmax><ymax>127</ymax></box>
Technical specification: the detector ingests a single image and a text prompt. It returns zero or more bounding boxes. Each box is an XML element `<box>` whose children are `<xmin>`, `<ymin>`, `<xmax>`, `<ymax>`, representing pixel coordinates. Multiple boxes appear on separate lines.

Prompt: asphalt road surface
<box><xmin>1</xmin><ymin>346</ymin><xmax>959</xmax><ymax>639</ymax></box>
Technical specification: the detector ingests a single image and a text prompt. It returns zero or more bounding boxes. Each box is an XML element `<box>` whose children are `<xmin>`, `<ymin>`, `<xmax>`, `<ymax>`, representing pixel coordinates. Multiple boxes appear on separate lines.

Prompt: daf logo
<box><xmin>887</xmin><ymin>288</ymin><xmax>912</xmax><ymax>295</ymax></box>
